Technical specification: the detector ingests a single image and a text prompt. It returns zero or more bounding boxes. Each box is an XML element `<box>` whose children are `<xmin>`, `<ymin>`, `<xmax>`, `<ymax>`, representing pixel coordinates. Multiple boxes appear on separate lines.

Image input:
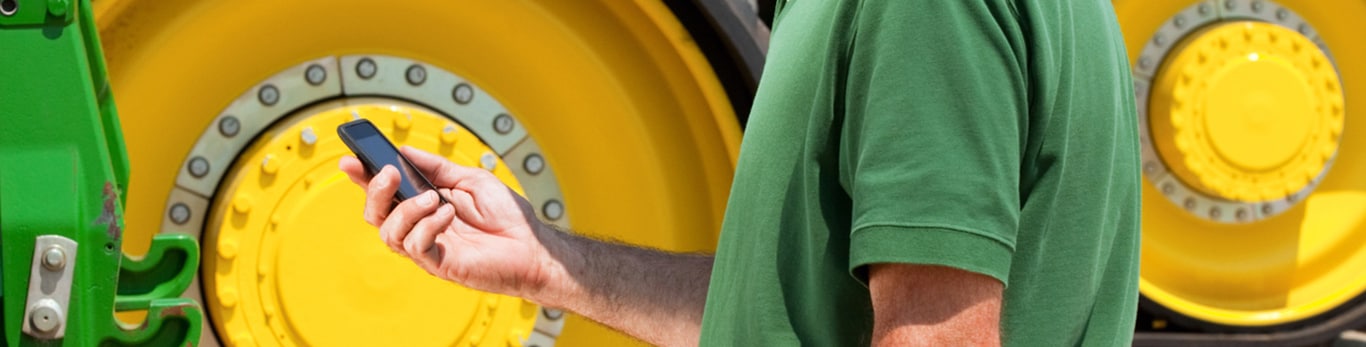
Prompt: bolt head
<box><xmin>406</xmin><ymin>65</ymin><xmax>427</xmax><ymax>85</ymax></box>
<box><xmin>493</xmin><ymin>114</ymin><xmax>515</xmax><ymax>134</ymax></box>
<box><xmin>47</xmin><ymin>0</ymin><xmax>67</xmax><ymax>16</ymax></box>
<box><xmin>356</xmin><ymin>58</ymin><xmax>378</xmax><ymax>79</ymax></box>
<box><xmin>300</xmin><ymin>127</ymin><xmax>318</xmax><ymax>145</ymax></box>
<box><xmin>29</xmin><ymin>305</ymin><xmax>61</xmax><ymax>333</ymax></box>
<box><xmin>453</xmin><ymin>83</ymin><xmax>474</xmax><ymax>105</ymax></box>
<box><xmin>480</xmin><ymin>152</ymin><xmax>498</xmax><ymax>171</ymax></box>
<box><xmin>543</xmin><ymin>200</ymin><xmax>565</xmax><ymax>220</ymax></box>
<box><xmin>258</xmin><ymin>84</ymin><xmax>280</xmax><ymax>106</ymax></box>
<box><xmin>169</xmin><ymin>203</ymin><xmax>191</xmax><ymax>225</ymax></box>
<box><xmin>524</xmin><ymin>154</ymin><xmax>545</xmax><ymax>175</ymax></box>
<box><xmin>218</xmin><ymin>116</ymin><xmax>241</xmax><ymax>137</ymax></box>
<box><xmin>188</xmin><ymin>157</ymin><xmax>210</xmax><ymax>178</ymax></box>
<box><xmin>305</xmin><ymin>64</ymin><xmax>327</xmax><ymax>86</ymax></box>
<box><xmin>41</xmin><ymin>246</ymin><xmax>65</xmax><ymax>271</ymax></box>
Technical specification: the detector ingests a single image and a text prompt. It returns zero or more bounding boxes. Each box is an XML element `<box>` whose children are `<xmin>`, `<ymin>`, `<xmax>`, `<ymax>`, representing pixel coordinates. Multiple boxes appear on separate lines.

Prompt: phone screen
<box><xmin>344</xmin><ymin>122</ymin><xmax>436</xmax><ymax>201</ymax></box>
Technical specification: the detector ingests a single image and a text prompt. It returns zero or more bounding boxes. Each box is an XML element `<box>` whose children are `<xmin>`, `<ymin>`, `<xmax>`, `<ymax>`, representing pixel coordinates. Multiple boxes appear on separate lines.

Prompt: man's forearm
<box><xmin>530</xmin><ymin>225</ymin><xmax>714</xmax><ymax>346</ymax></box>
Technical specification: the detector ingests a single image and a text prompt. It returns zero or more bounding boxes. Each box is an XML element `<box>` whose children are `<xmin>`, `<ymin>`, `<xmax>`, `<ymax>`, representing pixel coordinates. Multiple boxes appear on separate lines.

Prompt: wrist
<box><xmin>526</xmin><ymin>223</ymin><xmax>583</xmax><ymax>309</ymax></box>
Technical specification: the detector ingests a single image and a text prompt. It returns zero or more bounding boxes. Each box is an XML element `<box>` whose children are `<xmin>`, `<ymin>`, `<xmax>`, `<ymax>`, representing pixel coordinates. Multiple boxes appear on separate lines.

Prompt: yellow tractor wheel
<box><xmin>93</xmin><ymin>0</ymin><xmax>755</xmax><ymax>345</ymax></box>
<box><xmin>1115</xmin><ymin>0</ymin><xmax>1366</xmax><ymax>333</ymax></box>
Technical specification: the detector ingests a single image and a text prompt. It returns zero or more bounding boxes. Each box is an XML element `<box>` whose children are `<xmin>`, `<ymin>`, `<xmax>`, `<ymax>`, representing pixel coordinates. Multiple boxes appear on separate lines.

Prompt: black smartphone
<box><xmin>337</xmin><ymin>119</ymin><xmax>447</xmax><ymax>204</ymax></box>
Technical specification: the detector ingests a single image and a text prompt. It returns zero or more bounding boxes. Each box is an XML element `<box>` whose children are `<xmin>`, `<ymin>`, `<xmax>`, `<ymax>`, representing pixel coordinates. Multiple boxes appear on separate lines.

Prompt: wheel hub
<box><xmin>204</xmin><ymin>103</ymin><xmax>535</xmax><ymax>346</ymax></box>
<box><xmin>1150</xmin><ymin>21</ymin><xmax>1345</xmax><ymax>203</ymax></box>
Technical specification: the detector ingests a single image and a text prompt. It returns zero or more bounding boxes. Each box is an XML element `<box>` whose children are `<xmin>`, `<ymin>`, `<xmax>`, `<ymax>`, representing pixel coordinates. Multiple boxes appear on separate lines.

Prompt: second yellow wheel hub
<box><xmin>1151</xmin><ymin>21</ymin><xmax>1345</xmax><ymax>202</ymax></box>
<box><xmin>203</xmin><ymin>103</ymin><xmax>536</xmax><ymax>346</ymax></box>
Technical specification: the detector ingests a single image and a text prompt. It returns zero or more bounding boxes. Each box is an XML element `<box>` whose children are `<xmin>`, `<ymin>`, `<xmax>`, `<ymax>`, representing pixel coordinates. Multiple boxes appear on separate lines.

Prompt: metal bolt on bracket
<box><xmin>41</xmin><ymin>246</ymin><xmax>65</xmax><ymax>271</ymax></box>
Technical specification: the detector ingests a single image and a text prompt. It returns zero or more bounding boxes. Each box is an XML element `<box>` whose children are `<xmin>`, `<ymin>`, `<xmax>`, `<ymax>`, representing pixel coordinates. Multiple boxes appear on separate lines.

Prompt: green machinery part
<box><xmin>0</xmin><ymin>0</ymin><xmax>202</xmax><ymax>345</ymax></box>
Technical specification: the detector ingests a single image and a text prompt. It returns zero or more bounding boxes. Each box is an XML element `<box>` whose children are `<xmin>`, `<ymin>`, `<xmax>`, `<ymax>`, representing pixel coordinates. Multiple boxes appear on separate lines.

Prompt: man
<box><xmin>341</xmin><ymin>0</ymin><xmax>1140</xmax><ymax>345</ymax></box>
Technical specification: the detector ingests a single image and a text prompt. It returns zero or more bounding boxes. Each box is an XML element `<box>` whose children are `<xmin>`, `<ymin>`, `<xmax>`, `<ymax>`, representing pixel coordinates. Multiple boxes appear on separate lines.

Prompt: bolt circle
<box><xmin>219</xmin><ymin>115</ymin><xmax>241</xmax><ymax>137</ymax></box>
<box><xmin>258</xmin><ymin>84</ymin><xmax>280</xmax><ymax>106</ymax></box>
<box><xmin>41</xmin><ymin>246</ymin><xmax>65</xmax><ymax>271</ymax></box>
<box><xmin>304</xmin><ymin>64</ymin><xmax>327</xmax><ymax>86</ymax></box>
<box><xmin>1224</xmin><ymin>0</ymin><xmax>1237</xmax><ymax>10</ymax></box>
<box><xmin>356</xmin><ymin>58</ymin><xmax>378</xmax><ymax>79</ymax></box>
<box><xmin>169</xmin><ymin>203</ymin><xmax>192</xmax><ymax>225</ymax></box>
<box><xmin>543</xmin><ymin>200</ymin><xmax>565</xmax><ymax>220</ymax></box>
<box><xmin>406</xmin><ymin>64</ymin><xmax>427</xmax><ymax>86</ymax></box>
<box><xmin>524</xmin><ymin>154</ymin><xmax>545</xmax><ymax>175</ymax></box>
<box><xmin>188</xmin><ymin>156</ymin><xmax>211</xmax><ymax>178</ymax></box>
<box><xmin>452</xmin><ymin>83</ymin><xmax>474</xmax><ymax>105</ymax></box>
<box><xmin>493</xmin><ymin>114</ymin><xmax>515</xmax><ymax>134</ymax></box>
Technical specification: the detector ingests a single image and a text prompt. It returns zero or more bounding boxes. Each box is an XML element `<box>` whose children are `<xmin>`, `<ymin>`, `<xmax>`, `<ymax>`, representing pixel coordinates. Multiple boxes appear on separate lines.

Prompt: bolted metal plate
<box><xmin>22</xmin><ymin>235</ymin><xmax>78</xmax><ymax>339</ymax></box>
<box><xmin>503</xmin><ymin>140</ymin><xmax>571</xmax><ymax>229</ymax></box>
<box><xmin>174</xmin><ymin>57</ymin><xmax>344</xmax><ymax>198</ymax></box>
<box><xmin>336</xmin><ymin>55</ymin><xmax>529</xmax><ymax>156</ymax></box>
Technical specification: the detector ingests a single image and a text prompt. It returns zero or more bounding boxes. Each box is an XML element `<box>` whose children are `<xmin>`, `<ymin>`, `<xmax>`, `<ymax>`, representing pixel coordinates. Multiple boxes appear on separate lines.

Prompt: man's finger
<box><xmin>364</xmin><ymin>165</ymin><xmax>400</xmax><ymax>226</ymax></box>
<box><xmin>339</xmin><ymin>156</ymin><xmax>370</xmax><ymax>188</ymax></box>
<box><xmin>401</xmin><ymin>146</ymin><xmax>484</xmax><ymax>187</ymax></box>
<box><xmin>380</xmin><ymin>190</ymin><xmax>442</xmax><ymax>257</ymax></box>
<box><xmin>406</xmin><ymin>203</ymin><xmax>454</xmax><ymax>265</ymax></box>
<box><xmin>440</xmin><ymin>188</ymin><xmax>488</xmax><ymax>228</ymax></box>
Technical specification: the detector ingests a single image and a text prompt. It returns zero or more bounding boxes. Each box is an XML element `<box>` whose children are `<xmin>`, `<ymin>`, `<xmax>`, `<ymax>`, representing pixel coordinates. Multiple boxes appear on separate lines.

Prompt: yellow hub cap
<box><xmin>1119</xmin><ymin>0</ymin><xmax>1366</xmax><ymax>328</ymax></box>
<box><xmin>204</xmin><ymin>103</ymin><xmax>536</xmax><ymax>346</ymax></box>
<box><xmin>1151</xmin><ymin>21</ymin><xmax>1345</xmax><ymax>202</ymax></box>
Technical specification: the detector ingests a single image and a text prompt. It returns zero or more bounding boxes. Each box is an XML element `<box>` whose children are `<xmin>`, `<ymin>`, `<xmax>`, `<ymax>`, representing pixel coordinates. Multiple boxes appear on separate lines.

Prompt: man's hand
<box><xmin>869</xmin><ymin>264</ymin><xmax>1003</xmax><ymax>346</ymax></box>
<box><xmin>339</xmin><ymin>146</ymin><xmax>714</xmax><ymax>346</ymax></box>
<box><xmin>339</xmin><ymin>146</ymin><xmax>556</xmax><ymax>299</ymax></box>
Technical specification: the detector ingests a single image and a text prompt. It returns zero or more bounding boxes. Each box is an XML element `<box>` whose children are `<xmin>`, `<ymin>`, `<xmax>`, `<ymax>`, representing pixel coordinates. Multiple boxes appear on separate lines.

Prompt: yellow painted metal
<box><xmin>94</xmin><ymin>0</ymin><xmax>741</xmax><ymax>345</ymax></box>
<box><xmin>1116</xmin><ymin>0</ymin><xmax>1366</xmax><ymax>327</ymax></box>
<box><xmin>203</xmin><ymin>103</ymin><xmax>535</xmax><ymax>346</ymax></box>
<box><xmin>1150</xmin><ymin>21</ymin><xmax>1344</xmax><ymax>202</ymax></box>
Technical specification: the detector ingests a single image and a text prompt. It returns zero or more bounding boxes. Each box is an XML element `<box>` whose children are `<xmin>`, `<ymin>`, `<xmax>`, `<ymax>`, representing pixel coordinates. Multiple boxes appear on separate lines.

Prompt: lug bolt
<box><xmin>406</xmin><ymin>64</ymin><xmax>427</xmax><ymax>85</ymax></box>
<box><xmin>524</xmin><ymin>154</ymin><xmax>545</xmax><ymax>175</ymax></box>
<box><xmin>480</xmin><ymin>152</ymin><xmax>497</xmax><ymax>171</ymax></box>
<box><xmin>441</xmin><ymin>125</ymin><xmax>459</xmax><ymax>144</ymax></box>
<box><xmin>305</xmin><ymin>64</ymin><xmax>327</xmax><ymax>86</ymax></box>
<box><xmin>258</xmin><ymin>84</ymin><xmax>280</xmax><ymax>106</ymax></box>
<box><xmin>356</xmin><ymin>58</ymin><xmax>378</xmax><ymax>79</ymax></box>
<box><xmin>300</xmin><ymin>127</ymin><xmax>318</xmax><ymax>146</ymax></box>
<box><xmin>169</xmin><ymin>203</ymin><xmax>191</xmax><ymax>225</ymax></box>
<box><xmin>188</xmin><ymin>156</ymin><xmax>210</xmax><ymax>178</ymax></box>
<box><xmin>453</xmin><ymin>83</ymin><xmax>474</xmax><ymax>105</ymax></box>
<box><xmin>542</xmin><ymin>308</ymin><xmax>564</xmax><ymax>320</ymax></box>
<box><xmin>41</xmin><ymin>246</ymin><xmax>65</xmax><ymax>271</ymax></box>
<box><xmin>493</xmin><ymin>114</ymin><xmax>515</xmax><ymax>134</ymax></box>
<box><xmin>219</xmin><ymin>115</ymin><xmax>240</xmax><ymax>137</ymax></box>
<box><xmin>261</xmin><ymin>154</ymin><xmax>280</xmax><ymax>175</ymax></box>
<box><xmin>543</xmin><ymin>199</ymin><xmax>564</xmax><ymax>221</ymax></box>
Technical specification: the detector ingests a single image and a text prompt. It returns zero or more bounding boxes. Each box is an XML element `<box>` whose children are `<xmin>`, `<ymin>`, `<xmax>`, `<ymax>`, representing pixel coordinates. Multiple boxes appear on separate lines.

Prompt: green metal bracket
<box><xmin>0</xmin><ymin>0</ymin><xmax>202</xmax><ymax>345</ymax></box>
<box><xmin>115</xmin><ymin>234</ymin><xmax>199</xmax><ymax>312</ymax></box>
<box><xmin>0</xmin><ymin>0</ymin><xmax>75</xmax><ymax>27</ymax></box>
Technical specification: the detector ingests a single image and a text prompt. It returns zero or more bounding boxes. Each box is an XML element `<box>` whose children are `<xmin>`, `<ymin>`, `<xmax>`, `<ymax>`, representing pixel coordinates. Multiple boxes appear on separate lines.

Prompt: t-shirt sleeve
<box><xmin>842</xmin><ymin>0</ymin><xmax>1025</xmax><ymax>287</ymax></box>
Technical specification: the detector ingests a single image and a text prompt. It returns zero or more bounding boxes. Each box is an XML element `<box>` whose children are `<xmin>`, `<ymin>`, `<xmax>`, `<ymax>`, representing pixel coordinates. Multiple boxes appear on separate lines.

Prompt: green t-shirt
<box><xmin>699</xmin><ymin>0</ymin><xmax>1140</xmax><ymax>345</ymax></box>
